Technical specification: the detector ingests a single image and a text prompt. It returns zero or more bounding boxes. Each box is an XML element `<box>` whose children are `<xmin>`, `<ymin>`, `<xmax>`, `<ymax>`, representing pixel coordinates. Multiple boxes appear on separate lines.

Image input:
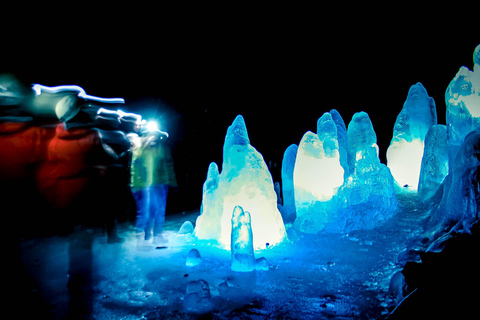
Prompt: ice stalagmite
<box><xmin>387</xmin><ymin>82</ymin><xmax>437</xmax><ymax>190</ymax></box>
<box><xmin>427</xmin><ymin>126</ymin><xmax>480</xmax><ymax>233</ymax></box>
<box><xmin>338</xmin><ymin>112</ymin><xmax>397</xmax><ymax>232</ymax></box>
<box><xmin>293</xmin><ymin>112</ymin><xmax>344</xmax><ymax>233</ymax></box>
<box><xmin>194</xmin><ymin>162</ymin><xmax>221</xmax><ymax>240</ymax></box>
<box><xmin>194</xmin><ymin>115</ymin><xmax>287</xmax><ymax>249</ymax></box>
<box><xmin>231</xmin><ymin>206</ymin><xmax>255</xmax><ymax>272</ymax></box>
<box><xmin>418</xmin><ymin>125</ymin><xmax>449</xmax><ymax>200</ymax></box>
<box><xmin>280</xmin><ymin>144</ymin><xmax>298</xmax><ymax>223</ymax></box>
<box><xmin>347</xmin><ymin>112</ymin><xmax>379</xmax><ymax>176</ymax></box>
<box><xmin>445</xmin><ymin>43</ymin><xmax>480</xmax><ymax>167</ymax></box>
<box><xmin>330</xmin><ymin>109</ymin><xmax>349</xmax><ymax>177</ymax></box>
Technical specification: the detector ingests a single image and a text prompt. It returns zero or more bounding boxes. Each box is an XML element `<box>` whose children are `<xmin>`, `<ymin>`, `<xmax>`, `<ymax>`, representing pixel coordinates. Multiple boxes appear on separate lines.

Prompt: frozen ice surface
<box><xmin>18</xmin><ymin>201</ymin><xmax>427</xmax><ymax>319</ymax></box>
<box><xmin>194</xmin><ymin>115</ymin><xmax>287</xmax><ymax>249</ymax></box>
<box><xmin>280</xmin><ymin>143</ymin><xmax>298</xmax><ymax>223</ymax></box>
<box><xmin>231</xmin><ymin>206</ymin><xmax>256</xmax><ymax>272</ymax></box>
<box><xmin>387</xmin><ymin>82</ymin><xmax>437</xmax><ymax>190</ymax></box>
<box><xmin>445</xmin><ymin>44</ymin><xmax>480</xmax><ymax>166</ymax></box>
<box><xmin>186</xmin><ymin>248</ymin><xmax>202</xmax><ymax>267</ymax></box>
<box><xmin>418</xmin><ymin>125</ymin><xmax>449</xmax><ymax>200</ymax></box>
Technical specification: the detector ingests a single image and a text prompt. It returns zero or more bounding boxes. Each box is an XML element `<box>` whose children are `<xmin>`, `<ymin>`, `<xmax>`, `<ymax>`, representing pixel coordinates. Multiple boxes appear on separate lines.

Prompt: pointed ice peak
<box><xmin>206</xmin><ymin>162</ymin><xmax>219</xmax><ymax>179</ymax></box>
<box><xmin>317</xmin><ymin>112</ymin><xmax>333</xmax><ymax>131</ymax></box>
<box><xmin>406</xmin><ymin>82</ymin><xmax>431</xmax><ymax>102</ymax></box>
<box><xmin>347</xmin><ymin>112</ymin><xmax>379</xmax><ymax>174</ymax></box>
<box><xmin>393</xmin><ymin>82</ymin><xmax>436</xmax><ymax>143</ymax></box>
<box><xmin>330</xmin><ymin>109</ymin><xmax>346</xmax><ymax>131</ymax></box>
<box><xmin>203</xmin><ymin>162</ymin><xmax>219</xmax><ymax>191</ymax></box>
<box><xmin>474</xmin><ymin>44</ymin><xmax>479</xmax><ymax>67</ymax></box>
<box><xmin>317</xmin><ymin>112</ymin><xmax>337</xmax><ymax>137</ymax></box>
<box><xmin>232</xmin><ymin>205</ymin><xmax>251</xmax><ymax>227</ymax></box>
<box><xmin>347</xmin><ymin>111</ymin><xmax>377</xmax><ymax>150</ymax></box>
<box><xmin>224</xmin><ymin>115</ymin><xmax>250</xmax><ymax>149</ymax></box>
<box><xmin>299</xmin><ymin>131</ymin><xmax>322</xmax><ymax>157</ymax></box>
<box><xmin>317</xmin><ymin>112</ymin><xmax>340</xmax><ymax>157</ymax></box>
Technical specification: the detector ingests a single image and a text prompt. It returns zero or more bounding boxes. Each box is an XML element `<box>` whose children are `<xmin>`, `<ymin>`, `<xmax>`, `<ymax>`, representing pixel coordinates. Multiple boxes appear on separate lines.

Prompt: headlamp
<box><xmin>146</xmin><ymin>121</ymin><xmax>159</xmax><ymax>132</ymax></box>
<box><xmin>144</xmin><ymin>120</ymin><xmax>169</xmax><ymax>138</ymax></box>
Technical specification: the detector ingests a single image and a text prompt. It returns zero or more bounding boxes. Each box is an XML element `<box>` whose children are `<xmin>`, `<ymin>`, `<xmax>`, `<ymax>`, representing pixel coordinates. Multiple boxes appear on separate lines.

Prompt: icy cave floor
<box><xmin>17</xmin><ymin>195</ymin><xmax>428</xmax><ymax>320</ymax></box>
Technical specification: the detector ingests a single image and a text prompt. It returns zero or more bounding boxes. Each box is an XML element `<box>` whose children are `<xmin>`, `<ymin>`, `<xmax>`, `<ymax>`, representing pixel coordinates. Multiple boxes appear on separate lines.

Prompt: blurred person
<box><xmin>130</xmin><ymin>123</ymin><xmax>177</xmax><ymax>245</ymax></box>
<box><xmin>95</xmin><ymin>129</ymin><xmax>133</xmax><ymax>244</ymax></box>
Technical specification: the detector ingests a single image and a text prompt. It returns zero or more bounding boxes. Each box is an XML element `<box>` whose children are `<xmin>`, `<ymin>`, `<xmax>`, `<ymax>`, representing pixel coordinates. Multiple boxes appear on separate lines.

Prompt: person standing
<box><xmin>130</xmin><ymin>123</ymin><xmax>177</xmax><ymax>245</ymax></box>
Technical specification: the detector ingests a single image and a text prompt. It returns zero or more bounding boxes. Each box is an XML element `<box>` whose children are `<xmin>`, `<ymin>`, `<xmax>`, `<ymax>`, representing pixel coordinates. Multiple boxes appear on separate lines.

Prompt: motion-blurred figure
<box><xmin>130</xmin><ymin>122</ymin><xmax>177</xmax><ymax>245</ymax></box>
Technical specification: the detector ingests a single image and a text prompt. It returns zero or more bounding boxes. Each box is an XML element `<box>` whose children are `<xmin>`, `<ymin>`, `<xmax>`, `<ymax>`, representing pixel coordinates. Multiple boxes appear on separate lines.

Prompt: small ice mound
<box><xmin>186</xmin><ymin>248</ymin><xmax>202</xmax><ymax>267</ymax></box>
<box><xmin>183</xmin><ymin>279</ymin><xmax>213</xmax><ymax>314</ymax></box>
<box><xmin>255</xmin><ymin>257</ymin><xmax>269</xmax><ymax>271</ymax></box>
<box><xmin>179</xmin><ymin>221</ymin><xmax>194</xmax><ymax>234</ymax></box>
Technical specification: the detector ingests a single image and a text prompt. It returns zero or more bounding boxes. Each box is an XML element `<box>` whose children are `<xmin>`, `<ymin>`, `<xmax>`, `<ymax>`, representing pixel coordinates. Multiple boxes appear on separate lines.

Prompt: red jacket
<box><xmin>35</xmin><ymin>123</ymin><xmax>104</xmax><ymax>209</ymax></box>
<box><xmin>0</xmin><ymin>122</ymin><xmax>53</xmax><ymax>181</ymax></box>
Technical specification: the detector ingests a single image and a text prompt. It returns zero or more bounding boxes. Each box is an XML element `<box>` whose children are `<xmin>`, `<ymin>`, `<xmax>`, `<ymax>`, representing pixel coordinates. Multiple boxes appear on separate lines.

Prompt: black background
<box><xmin>3</xmin><ymin>7</ymin><xmax>479</xmax><ymax>211</ymax></box>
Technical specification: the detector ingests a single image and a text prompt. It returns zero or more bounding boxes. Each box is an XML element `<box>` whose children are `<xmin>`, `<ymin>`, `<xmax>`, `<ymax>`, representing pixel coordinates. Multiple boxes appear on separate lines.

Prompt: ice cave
<box><xmin>5</xmin><ymin>43</ymin><xmax>480</xmax><ymax>319</ymax></box>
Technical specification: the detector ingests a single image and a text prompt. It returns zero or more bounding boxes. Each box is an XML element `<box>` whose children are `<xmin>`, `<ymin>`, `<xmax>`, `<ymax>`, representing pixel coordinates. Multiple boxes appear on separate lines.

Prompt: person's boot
<box><xmin>107</xmin><ymin>223</ymin><xmax>124</xmax><ymax>244</ymax></box>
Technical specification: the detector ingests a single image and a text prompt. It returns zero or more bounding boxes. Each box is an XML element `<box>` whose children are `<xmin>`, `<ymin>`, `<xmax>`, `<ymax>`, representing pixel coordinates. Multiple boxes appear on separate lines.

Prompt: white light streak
<box><xmin>32</xmin><ymin>84</ymin><xmax>125</xmax><ymax>103</ymax></box>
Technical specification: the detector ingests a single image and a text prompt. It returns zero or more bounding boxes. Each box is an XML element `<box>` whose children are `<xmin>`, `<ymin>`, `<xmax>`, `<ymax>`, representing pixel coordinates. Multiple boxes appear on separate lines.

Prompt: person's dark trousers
<box><xmin>133</xmin><ymin>184</ymin><xmax>168</xmax><ymax>240</ymax></box>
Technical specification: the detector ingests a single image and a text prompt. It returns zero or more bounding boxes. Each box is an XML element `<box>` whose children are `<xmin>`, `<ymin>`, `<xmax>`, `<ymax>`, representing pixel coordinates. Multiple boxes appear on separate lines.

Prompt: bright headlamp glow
<box><xmin>32</xmin><ymin>84</ymin><xmax>125</xmax><ymax>104</ymax></box>
<box><xmin>146</xmin><ymin>121</ymin><xmax>159</xmax><ymax>131</ymax></box>
<box><xmin>145</xmin><ymin>120</ymin><xmax>169</xmax><ymax>138</ymax></box>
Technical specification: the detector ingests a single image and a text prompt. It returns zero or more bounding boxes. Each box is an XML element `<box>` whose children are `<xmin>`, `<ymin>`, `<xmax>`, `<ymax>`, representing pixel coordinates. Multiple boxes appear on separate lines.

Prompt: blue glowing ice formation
<box><xmin>444</xmin><ymin>128</ymin><xmax>480</xmax><ymax>225</ymax></box>
<box><xmin>387</xmin><ymin>82</ymin><xmax>437</xmax><ymax>190</ymax></box>
<box><xmin>347</xmin><ymin>111</ymin><xmax>378</xmax><ymax>176</ymax></box>
<box><xmin>195</xmin><ymin>162</ymin><xmax>221</xmax><ymax>240</ymax></box>
<box><xmin>339</xmin><ymin>112</ymin><xmax>398</xmax><ymax>232</ymax></box>
<box><xmin>186</xmin><ymin>249</ymin><xmax>202</xmax><ymax>267</ymax></box>
<box><xmin>194</xmin><ymin>115</ymin><xmax>287</xmax><ymax>249</ymax></box>
<box><xmin>445</xmin><ymin>44</ymin><xmax>480</xmax><ymax>167</ymax></box>
<box><xmin>231</xmin><ymin>206</ymin><xmax>255</xmax><ymax>272</ymax></box>
<box><xmin>293</xmin><ymin>112</ymin><xmax>345</xmax><ymax>233</ymax></box>
<box><xmin>418</xmin><ymin>125</ymin><xmax>449</xmax><ymax>200</ymax></box>
<box><xmin>330</xmin><ymin>109</ymin><xmax>349</xmax><ymax>177</ymax></box>
<box><xmin>293</xmin><ymin>111</ymin><xmax>397</xmax><ymax>233</ymax></box>
<box><xmin>280</xmin><ymin>144</ymin><xmax>298</xmax><ymax>223</ymax></box>
<box><xmin>475</xmin><ymin>44</ymin><xmax>480</xmax><ymax>66</ymax></box>
<box><xmin>427</xmin><ymin>126</ymin><xmax>480</xmax><ymax>233</ymax></box>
